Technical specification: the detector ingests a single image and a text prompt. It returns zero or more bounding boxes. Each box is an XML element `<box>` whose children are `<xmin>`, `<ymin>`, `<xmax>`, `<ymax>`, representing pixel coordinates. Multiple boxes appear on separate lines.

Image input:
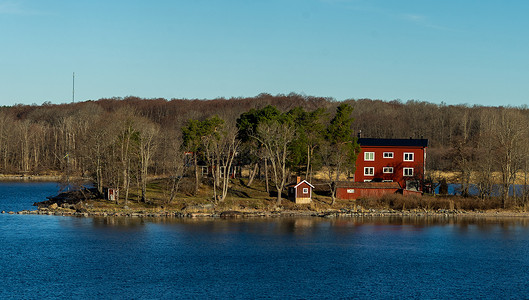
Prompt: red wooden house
<box><xmin>353</xmin><ymin>138</ymin><xmax>428</xmax><ymax>191</ymax></box>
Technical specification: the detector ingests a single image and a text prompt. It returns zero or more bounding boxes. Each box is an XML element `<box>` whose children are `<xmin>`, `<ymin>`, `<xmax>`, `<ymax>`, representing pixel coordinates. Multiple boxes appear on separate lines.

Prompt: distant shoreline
<box><xmin>0</xmin><ymin>175</ymin><xmax>61</xmax><ymax>181</ymax></box>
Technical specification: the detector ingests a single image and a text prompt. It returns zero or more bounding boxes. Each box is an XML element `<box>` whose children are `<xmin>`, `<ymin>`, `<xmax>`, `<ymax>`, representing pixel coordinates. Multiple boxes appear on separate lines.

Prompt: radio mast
<box><xmin>72</xmin><ymin>72</ymin><xmax>75</xmax><ymax>103</ymax></box>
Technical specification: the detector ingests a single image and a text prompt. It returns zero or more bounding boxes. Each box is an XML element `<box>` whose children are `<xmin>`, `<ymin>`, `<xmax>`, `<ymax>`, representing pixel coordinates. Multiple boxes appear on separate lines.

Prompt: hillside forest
<box><xmin>1</xmin><ymin>94</ymin><xmax>528</xmax><ymax>206</ymax></box>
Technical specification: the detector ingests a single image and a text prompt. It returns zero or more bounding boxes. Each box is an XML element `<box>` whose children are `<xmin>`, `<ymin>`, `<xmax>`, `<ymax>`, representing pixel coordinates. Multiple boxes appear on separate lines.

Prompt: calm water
<box><xmin>2</xmin><ymin>183</ymin><xmax>529</xmax><ymax>299</ymax></box>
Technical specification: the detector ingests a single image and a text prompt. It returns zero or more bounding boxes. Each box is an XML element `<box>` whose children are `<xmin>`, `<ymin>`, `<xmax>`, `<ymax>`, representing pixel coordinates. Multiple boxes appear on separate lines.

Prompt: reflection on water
<box><xmin>85</xmin><ymin>214</ymin><xmax>529</xmax><ymax>232</ymax></box>
<box><xmin>3</xmin><ymin>214</ymin><xmax>529</xmax><ymax>298</ymax></box>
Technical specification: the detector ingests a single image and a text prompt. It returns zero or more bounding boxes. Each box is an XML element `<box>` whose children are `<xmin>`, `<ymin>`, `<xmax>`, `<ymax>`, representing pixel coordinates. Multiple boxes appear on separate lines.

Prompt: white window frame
<box><xmin>382</xmin><ymin>180</ymin><xmax>393</xmax><ymax>182</ymax></box>
<box><xmin>364</xmin><ymin>167</ymin><xmax>374</xmax><ymax>176</ymax></box>
<box><xmin>383</xmin><ymin>167</ymin><xmax>394</xmax><ymax>174</ymax></box>
<box><xmin>364</xmin><ymin>180</ymin><xmax>372</xmax><ymax>182</ymax></box>
<box><xmin>404</xmin><ymin>168</ymin><xmax>414</xmax><ymax>177</ymax></box>
<box><xmin>201</xmin><ymin>166</ymin><xmax>208</xmax><ymax>176</ymax></box>
<box><xmin>219</xmin><ymin>166</ymin><xmax>226</xmax><ymax>176</ymax></box>
<box><xmin>302</xmin><ymin>187</ymin><xmax>309</xmax><ymax>194</ymax></box>
<box><xmin>364</xmin><ymin>152</ymin><xmax>375</xmax><ymax>161</ymax></box>
<box><xmin>404</xmin><ymin>152</ymin><xmax>414</xmax><ymax>162</ymax></box>
<box><xmin>383</xmin><ymin>152</ymin><xmax>394</xmax><ymax>158</ymax></box>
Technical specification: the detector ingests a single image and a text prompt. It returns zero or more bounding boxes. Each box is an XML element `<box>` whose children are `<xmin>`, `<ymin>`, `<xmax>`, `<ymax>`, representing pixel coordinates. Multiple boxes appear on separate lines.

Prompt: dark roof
<box><xmin>357</xmin><ymin>138</ymin><xmax>428</xmax><ymax>148</ymax></box>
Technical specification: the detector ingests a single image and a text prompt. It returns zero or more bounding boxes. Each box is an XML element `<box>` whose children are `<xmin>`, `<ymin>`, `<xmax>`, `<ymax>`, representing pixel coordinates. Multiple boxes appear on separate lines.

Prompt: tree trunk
<box><xmin>194</xmin><ymin>154</ymin><xmax>199</xmax><ymax>196</ymax></box>
<box><xmin>212</xmin><ymin>171</ymin><xmax>218</xmax><ymax>204</ymax></box>
<box><xmin>168</xmin><ymin>176</ymin><xmax>181</xmax><ymax>204</ymax></box>
<box><xmin>265</xmin><ymin>159</ymin><xmax>269</xmax><ymax>193</ymax></box>
<box><xmin>330</xmin><ymin>182</ymin><xmax>336</xmax><ymax>206</ymax></box>
<box><xmin>141</xmin><ymin>159</ymin><xmax>147</xmax><ymax>203</ymax></box>
<box><xmin>124</xmin><ymin>158</ymin><xmax>130</xmax><ymax>204</ymax></box>
<box><xmin>247</xmin><ymin>163</ymin><xmax>258</xmax><ymax>186</ymax></box>
<box><xmin>220</xmin><ymin>153</ymin><xmax>238</xmax><ymax>202</ymax></box>
<box><xmin>306</xmin><ymin>144</ymin><xmax>311</xmax><ymax>181</ymax></box>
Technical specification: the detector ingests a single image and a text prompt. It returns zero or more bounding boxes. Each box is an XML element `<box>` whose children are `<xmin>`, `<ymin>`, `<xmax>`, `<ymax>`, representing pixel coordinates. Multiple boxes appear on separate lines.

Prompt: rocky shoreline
<box><xmin>0</xmin><ymin>175</ymin><xmax>61</xmax><ymax>181</ymax></box>
<box><xmin>4</xmin><ymin>207</ymin><xmax>529</xmax><ymax>219</ymax></box>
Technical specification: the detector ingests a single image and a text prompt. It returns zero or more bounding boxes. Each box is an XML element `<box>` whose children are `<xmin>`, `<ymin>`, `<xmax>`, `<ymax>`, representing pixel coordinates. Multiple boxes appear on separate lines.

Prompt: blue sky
<box><xmin>1</xmin><ymin>0</ymin><xmax>528</xmax><ymax>107</ymax></box>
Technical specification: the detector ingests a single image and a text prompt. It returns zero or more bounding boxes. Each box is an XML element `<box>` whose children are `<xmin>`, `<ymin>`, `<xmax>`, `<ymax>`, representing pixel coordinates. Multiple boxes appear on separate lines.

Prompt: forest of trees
<box><xmin>2</xmin><ymin>93</ymin><xmax>529</xmax><ymax>206</ymax></box>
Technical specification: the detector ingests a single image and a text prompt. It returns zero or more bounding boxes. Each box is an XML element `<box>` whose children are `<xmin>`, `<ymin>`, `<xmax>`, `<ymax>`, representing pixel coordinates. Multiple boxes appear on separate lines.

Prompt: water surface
<box><xmin>1</xmin><ymin>182</ymin><xmax>529</xmax><ymax>299</ymax></box>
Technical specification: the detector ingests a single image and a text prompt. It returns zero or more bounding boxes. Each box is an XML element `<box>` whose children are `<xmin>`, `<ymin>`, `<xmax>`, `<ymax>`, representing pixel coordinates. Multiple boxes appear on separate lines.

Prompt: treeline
<box><xmin>179</xmin><ymin>103</ymin><xmax>358</xmax><ymax>205</ymax></box>
<box><xmin>1</xmin><ymin>94</ymin><xmax>529</xmax><ymax>206</ymax></box>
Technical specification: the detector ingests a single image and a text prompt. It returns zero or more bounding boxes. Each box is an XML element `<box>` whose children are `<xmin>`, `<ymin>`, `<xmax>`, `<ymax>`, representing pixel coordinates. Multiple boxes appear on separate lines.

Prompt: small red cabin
<box><xmin>288</xmin><ymin>178</ymin><xmax>314</xmax><ymax>204</ymax></box>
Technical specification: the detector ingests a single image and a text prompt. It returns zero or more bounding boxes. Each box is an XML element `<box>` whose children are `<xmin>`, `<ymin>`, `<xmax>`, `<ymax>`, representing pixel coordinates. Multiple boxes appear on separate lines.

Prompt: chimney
<box><xmin>296</xmin><ymin>176</ymin><xmax>301</xmax><ymax>184</ymax></box>
<box><xmin>357</xmin><ymin>130</ymin><xmax>362</xmax><ymax>138</ymax></box>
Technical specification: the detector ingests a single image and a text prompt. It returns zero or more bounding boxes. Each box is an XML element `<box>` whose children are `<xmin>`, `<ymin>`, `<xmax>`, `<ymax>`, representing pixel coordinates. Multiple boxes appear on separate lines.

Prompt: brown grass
<box><xmin>78</xmin><ymin>176</ymin><xmax>526</xmax><ymax>214</ymax></box>
<box><xmin>357</xmin><ymin>193</ymin><xmax>505</xmax><ymax>211</ymax></box>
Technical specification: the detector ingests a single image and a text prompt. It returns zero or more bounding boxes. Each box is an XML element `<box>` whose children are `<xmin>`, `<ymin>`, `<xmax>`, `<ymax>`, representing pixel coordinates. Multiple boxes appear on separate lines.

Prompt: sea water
<box><xmin>1</xmin><ymin>182</ymin><xmax>529</xmax><ymax>299</ymax></box>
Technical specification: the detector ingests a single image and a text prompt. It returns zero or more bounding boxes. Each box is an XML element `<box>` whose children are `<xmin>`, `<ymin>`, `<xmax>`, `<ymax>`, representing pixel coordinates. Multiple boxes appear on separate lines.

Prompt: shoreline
<box><xmin>0</xmin><ymin>175</ymin><xmax>61</xmax><ymax>181</ymax></box>
<box><xmin>5</xmin><ymin>207</ymin><xmax>529</xmax><ymax>219</ymax></box>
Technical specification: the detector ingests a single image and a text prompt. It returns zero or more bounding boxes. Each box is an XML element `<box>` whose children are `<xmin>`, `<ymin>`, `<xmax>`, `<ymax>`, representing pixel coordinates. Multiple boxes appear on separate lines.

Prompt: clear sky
<box><xmin>1</xmin><ymin>0</ymin><xmax>528</xmax><ymax>107</ymax></box>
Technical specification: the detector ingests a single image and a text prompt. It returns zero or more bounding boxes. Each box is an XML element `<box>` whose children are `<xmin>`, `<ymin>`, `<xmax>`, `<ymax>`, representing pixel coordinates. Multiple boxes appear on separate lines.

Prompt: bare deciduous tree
<box><xmin>135</xmin><ymin>118</ymin><xmax>159</xmax><ymax>203</ymax></box>
<box><xmin>203</xmin><ymin>122</ymin><xmax>241</xmax><ymax>203</ymax></box>
<box><xmin>495</xmin><ymin>109</ymin><xmax>527</xmax><ymax>207</ymax></box>
<box><xmin>253</xmin><ymin>121</ymin><xmax>295</xmax><ymax>205</ymax></box>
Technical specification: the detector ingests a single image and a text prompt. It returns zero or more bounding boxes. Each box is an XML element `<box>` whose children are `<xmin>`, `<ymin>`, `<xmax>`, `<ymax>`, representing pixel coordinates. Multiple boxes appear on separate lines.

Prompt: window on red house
<box><xmin>404</xmin><ymin>153</ymin><xmax>414</xmax><ymax>161</ymax></box>
<box><xmin>364</xmin><ymin>152</ymin><xmax>374</xmax><ymax>161</ymax></box>
<box><xmin>364</xmin><ymin>167</ymin><xmax>374</xmax><ymax>176</ymax></box>
<box><xmin>404</xmin><ymin>168</ymin><xmax>414</xmax><ymax>176</ymax></box>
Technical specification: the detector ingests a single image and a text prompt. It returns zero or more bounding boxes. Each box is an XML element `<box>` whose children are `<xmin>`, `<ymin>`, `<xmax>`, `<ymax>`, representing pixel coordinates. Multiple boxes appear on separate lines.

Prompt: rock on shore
<box><xmin>33</xmin><ymin>187</ymin><xmax>102</xmax><ymax>209</ymax></box>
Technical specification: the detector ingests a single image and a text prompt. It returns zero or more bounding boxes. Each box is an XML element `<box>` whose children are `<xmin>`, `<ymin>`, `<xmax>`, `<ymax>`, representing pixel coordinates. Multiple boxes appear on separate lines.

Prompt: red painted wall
<box><xmin>337</xmin><ymin>187</ymin><xmax>399</xmax><ymax>200</ymax></box>
<box><xmin>403</xmin><ymin>189</ymin><xmax>422</xmax><ymax>196</ymax></box>
<box><xmin>288</xmin><ymin>181</ymin><xmax>312</xmax><ymax>201</ymax></box>
<box><xmin>296</xmin><ymin>182</ymin><xmax>312</xmax><ymax>198</ymax></box>
<box><xmin>354</xmin><ymin>145</ymin><xmax>426</xmax><ymax>189</ymax></box>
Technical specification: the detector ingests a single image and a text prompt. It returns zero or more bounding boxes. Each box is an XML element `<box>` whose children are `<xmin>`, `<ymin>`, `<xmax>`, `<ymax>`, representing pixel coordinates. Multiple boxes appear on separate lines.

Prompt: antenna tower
<box><xmin>72</xmin><ymin>72</ymin><xmax>75</xmax><ymax>103</ymax></box>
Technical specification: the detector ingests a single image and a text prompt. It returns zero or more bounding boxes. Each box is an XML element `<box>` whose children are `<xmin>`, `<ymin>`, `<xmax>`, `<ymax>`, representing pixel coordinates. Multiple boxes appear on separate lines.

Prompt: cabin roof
<box><xmin>287</xmin><ymin>180</ymin><xmax>314</xmax><ymax>189</ymax></box>
<box><xmin>357</xmin><ymin>138</ymin><xmax>428</xmax><ymax>148</ymax></box>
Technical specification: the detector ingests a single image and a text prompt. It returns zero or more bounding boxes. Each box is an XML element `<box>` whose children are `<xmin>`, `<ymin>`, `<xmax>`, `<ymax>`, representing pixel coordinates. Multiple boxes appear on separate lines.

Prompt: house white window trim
<box><xmin>403</xmin><ymin>168</ymin><xmax>414</xmax><ymax>176</ymax></box>
<box><xmin>364</xmin><ymin>180</ymin><xmax>372</xmax><ymax>182</ymax></box>
<box><xmin>382</xmin><ymin>180</ymin><xmax>393</xmax><ymax>182</ymax></box>
<box><xmin>364</xmin><ymin>167</ymin><xmax>374</xmax><ymax>176</ymax></box>
<box><xmin>364</xmin><ymin>152</ymin><xmax>375</xmax><ymax>161</ymax></box>
<box><xmin>201</xmin><ymin>166</ymin><xmax>208</xmax><ymax>176</ymax></box>
<box><xmin>383</xmin><ymin>152</ymin><xmax>394</xmax><ymax>158</ymax></box>
<box><xmin>404</xmin><ymin>152</ymin><xmax>414</xmax><ymax>162</ymax></box>
<box><xmin>219</xmin><ymin>166</ymin><xmax>227</xmax><ymax>176</ymax></box>
<box><xmin>383</xmin><ymin>167</ymin><xmax>394</xmax><ymax>174</ymax></box>
<box><xmin>302</xmin><ymin>187</ymin><xmax>309</xmax><ymax>194</ymax></box>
